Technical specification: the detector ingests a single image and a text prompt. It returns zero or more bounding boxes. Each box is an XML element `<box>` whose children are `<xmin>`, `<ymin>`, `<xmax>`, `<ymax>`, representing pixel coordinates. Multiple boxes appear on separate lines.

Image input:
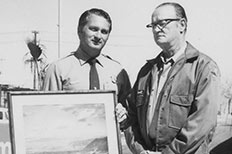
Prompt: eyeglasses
<box><xmin>146</xmin><ymin>18</ymin><xmax>181</xmax><ymax>30</ymax></box>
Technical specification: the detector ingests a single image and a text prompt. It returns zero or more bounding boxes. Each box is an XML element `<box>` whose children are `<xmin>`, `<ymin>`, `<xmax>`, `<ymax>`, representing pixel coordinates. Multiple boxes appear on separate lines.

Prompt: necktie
<box><xmin>164</xmin><ymin>58</ymin><xmax>174</xmax><ymax>66</ymax></box>
<box><xmin>89</xmin><ymin>59</ymin><xmax>100</xmax><ymax>90</ymax></box>
<box><xmin>158</xmin><ymin>57</ymin><xmax>174</xmax><ymax>71</ymax></box>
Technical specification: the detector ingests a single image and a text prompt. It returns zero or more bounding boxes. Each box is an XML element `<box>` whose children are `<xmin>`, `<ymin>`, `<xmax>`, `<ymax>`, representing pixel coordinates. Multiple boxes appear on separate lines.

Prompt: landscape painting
<box><xmin>24</xmin><ymin>103</ymin><xmax>108</xmax><ymax>154</ymax></box>
<box><xmin>8</xmin><ymin>91</ymin><xmax>121</xmax><ymax>154</ymax></box>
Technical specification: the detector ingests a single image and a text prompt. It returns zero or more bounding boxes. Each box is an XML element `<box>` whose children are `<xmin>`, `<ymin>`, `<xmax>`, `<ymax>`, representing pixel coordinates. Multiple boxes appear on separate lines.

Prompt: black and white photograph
<box><xmin>1</xmin><ymin>0</ymin><xmax>232</xmax><ymax>154</ymax></box>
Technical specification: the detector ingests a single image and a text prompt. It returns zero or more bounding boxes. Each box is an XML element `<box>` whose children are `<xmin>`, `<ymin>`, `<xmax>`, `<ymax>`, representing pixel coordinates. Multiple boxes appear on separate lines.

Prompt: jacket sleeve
<box><xmin>163</xmin><ymin>61</ymin><xmax>221</xmax><ymax>154</ymax></box>
<box><xmin>42</xmin><ymin>63</ymin><xmax>62</xmax><ymax>91</ymax></box>
<box><xmin>116</xmin><ymin>69</ymin><xmax>131</xmax><ymax>108</ymax></box>
<box><xmin>116</xmin><ymin>68</ymin><xmax>147</xmax><ymax>154</ymax></box>
<box><xmin>124</xmin><ymin>126</ymin><xmax>147</xmax><ymax>154</ymax></box>
<box><xmin>123</xmin><ymin>80</ymin><xmax>148</xmax><ymax>154</ymax></box>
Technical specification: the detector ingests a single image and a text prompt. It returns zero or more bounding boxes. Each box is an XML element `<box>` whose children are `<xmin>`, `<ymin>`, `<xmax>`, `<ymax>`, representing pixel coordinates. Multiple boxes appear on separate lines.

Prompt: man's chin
<box><xmin>90</xmin><ymin>44</ymin><xmax>103</xmax><ymax>50</ymax></box>
<box><xmin>89</xmin><ymin>47</ymin><xmax>102</xmax><ymax>57</ymax></box>
<box><xmin>155</xmin><ymin>39</ymin><xmax>166</xmax><ymax>46</ymax></box>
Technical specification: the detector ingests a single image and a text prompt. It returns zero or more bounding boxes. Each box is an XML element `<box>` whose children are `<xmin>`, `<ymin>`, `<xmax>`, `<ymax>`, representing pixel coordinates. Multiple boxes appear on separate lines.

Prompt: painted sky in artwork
<box><xmin>23</xmin><ymin>104</ymin><xmax>107</xmax><ymax>152</ymax></box>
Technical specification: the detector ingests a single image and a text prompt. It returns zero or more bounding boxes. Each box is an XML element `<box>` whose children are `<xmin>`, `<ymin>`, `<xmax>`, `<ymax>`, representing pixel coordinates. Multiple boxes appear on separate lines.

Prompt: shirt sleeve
<box><xmin>42</xmin><ymin>63</ymin><xmax>62</xmax><ymax>91</ymax></box>
<box><xmin>163</xmin><ymin>61</ymin><xmax>221</xmax><ymax>154</ymax></box>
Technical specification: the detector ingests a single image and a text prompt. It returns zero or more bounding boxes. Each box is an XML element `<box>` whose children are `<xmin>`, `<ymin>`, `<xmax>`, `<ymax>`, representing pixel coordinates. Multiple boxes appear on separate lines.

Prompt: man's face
<box><xmin>151</xmin><ymin>5</ymin><xmax>181</xmax><ymax>47</ymax></box>
<box><xmin>79</xmin><ymin>14</ymin><xmax>110</xmax><ymax>58</ymax></box>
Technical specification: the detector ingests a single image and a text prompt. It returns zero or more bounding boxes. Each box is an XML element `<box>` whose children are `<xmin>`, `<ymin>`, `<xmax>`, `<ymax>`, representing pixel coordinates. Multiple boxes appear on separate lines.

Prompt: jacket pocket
<box><xmin>168</xmin><ymin>95</ymin><xmax>192</xmax><ymax>129</ymax></box>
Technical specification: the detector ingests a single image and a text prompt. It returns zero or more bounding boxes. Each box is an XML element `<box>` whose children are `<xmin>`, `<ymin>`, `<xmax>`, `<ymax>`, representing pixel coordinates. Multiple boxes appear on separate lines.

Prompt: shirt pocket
<box><xmin>168</xmin><ymin>95</ymin><xmax>192</xmax><ymax>130</ymax></box>
<box><xmin>63</xmin><ymin>78</ymin><xmax>81</xmax><ymax>90</ymax></box>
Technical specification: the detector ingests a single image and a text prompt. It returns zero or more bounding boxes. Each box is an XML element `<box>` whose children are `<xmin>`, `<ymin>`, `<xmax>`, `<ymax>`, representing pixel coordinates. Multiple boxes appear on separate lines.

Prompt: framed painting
<box><xmin>7</xmin><ymin>90</ymin><xmax>122</xmax><ymax>154</ymax></box>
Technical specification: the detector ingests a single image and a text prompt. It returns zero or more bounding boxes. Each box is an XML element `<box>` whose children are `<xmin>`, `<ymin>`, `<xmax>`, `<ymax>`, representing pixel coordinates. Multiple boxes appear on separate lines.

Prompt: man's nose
<box><xmin>153</xmin><ymin>25</ymin><xmax>162</xmax><ymax>32</ymax></box>
<box><xmin>94</xmin><ymin>31</ymin><xmax>102</xmax><ymax>38</ymax></box>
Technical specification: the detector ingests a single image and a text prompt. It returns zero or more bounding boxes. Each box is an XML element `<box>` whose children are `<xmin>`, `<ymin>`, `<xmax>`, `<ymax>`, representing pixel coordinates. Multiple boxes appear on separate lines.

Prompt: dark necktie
<box><xmin>164</xmin><ymin>58</ymin><xmax>174</xmax><ymax>66</ymax></box>
<box><xmin>88</xmin><ymin>59</ymin><xmax>100</xmax><ymax>90</ymax></box>
<box><xmin>157</xmin><ymin>57</ymin><xmax>174</xmax><ymax>71</ymax></box>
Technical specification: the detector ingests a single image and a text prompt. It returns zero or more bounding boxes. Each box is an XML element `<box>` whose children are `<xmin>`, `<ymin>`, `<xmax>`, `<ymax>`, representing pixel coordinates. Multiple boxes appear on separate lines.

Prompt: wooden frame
<box><xmin>8</xmin><ymin>90</ymin><xmax>122</xmax><ymax>154</ymax></box>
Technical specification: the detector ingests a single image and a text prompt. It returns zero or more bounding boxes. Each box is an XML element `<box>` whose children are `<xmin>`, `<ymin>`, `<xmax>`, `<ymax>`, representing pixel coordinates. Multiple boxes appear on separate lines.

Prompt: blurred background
<box><xmin>0</xmin><ymin>0</ymin><xmax>232</xmax><ymax>87</ymax></box>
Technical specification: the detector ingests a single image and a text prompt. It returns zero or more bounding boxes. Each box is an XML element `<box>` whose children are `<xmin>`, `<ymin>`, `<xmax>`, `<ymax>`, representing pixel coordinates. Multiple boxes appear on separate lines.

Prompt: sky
<box><xmin>0</xmin><ymin>0</ymin><xmax>232</xmax><ymax>88</ymax></box>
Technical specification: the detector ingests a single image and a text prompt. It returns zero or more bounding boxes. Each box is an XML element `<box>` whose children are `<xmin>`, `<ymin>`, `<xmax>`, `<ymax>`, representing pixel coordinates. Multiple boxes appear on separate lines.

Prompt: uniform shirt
<box><xmin>42</xmin><ymin>52</ymin><xmax>131</xmax><ymax>106</ymax></box>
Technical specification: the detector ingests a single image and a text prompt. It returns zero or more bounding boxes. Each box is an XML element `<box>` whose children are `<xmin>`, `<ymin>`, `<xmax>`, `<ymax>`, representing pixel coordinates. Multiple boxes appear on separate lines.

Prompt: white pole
<box><xmin>58</xmin><ymin>0</ymin><xmax>61</xmax><ymax>58</ymax></box>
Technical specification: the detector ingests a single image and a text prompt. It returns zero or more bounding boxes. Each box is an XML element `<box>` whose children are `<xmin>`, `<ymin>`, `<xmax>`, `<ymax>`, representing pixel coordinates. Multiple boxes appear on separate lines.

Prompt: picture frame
<box><xmin>7</xmin><ymin>90</ymin><xmax>122</xmax><ymax>154</ymax></box>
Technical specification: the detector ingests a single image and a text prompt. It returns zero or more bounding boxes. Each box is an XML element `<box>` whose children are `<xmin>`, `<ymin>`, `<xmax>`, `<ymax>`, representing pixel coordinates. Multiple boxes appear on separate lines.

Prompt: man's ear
<box><xmin>179</xmin><ymin>19</ymin><xmax>187</xmax><ymax>33</ymax></box>
<box><xmin>78</xmin><ymin>29</ymin><xmax>82</xmax><ymax>38</ymax></box>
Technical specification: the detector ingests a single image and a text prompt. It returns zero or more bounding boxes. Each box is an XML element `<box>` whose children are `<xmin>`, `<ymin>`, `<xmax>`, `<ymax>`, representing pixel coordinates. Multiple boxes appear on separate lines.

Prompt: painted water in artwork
<box><xmin>23</xmin><ymin>103</ymin><xmax>109</xmax><ymax>154</ymax></box>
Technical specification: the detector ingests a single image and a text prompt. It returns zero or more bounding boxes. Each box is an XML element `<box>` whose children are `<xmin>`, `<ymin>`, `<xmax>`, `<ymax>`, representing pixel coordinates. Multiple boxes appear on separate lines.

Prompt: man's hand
<box><xmin>115</xmin><ymin>103</ymin><xmax>128</xmax><ymax>123</ymax></box>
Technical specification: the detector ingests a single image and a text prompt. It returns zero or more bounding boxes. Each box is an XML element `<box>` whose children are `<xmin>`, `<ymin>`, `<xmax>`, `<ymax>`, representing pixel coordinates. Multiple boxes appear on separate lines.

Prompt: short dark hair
<box><xmin>77</xmin><ymin>8</ymin><xmax>112</xmax><ymax>33</ymax></box>
<box><xmin>157</xmin><ymin>2</ymin><xmax>188</xmax><ymax>22</ymax></box>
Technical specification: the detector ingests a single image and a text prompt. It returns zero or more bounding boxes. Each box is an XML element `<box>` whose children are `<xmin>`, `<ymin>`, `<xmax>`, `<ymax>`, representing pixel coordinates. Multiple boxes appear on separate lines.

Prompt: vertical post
<box><xmin>58</xmin><ymin>0</ymin><xmax>61</xmax><ymax>58</ymax></box>
<box><xmin>32</xmin><ymin>31</ymin><xmax>39</xmax><ymax>45</ymax></box>
<box><xmin>0</xmin><ymin>85</ymin><xmax>2</xmax><ymax>107</ymax></box>
<box><xmin>31</xmin><ymin>30</ymin><xmax>39</xmax><ymax>89</ymax></box>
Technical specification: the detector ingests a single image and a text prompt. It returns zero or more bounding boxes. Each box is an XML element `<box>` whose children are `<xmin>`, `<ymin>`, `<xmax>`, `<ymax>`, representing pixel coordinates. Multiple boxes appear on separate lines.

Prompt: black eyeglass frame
<box><xmin>146</xmin><ymin>18</ymin><xmax>182</xmax><ymax>29</ymax></box>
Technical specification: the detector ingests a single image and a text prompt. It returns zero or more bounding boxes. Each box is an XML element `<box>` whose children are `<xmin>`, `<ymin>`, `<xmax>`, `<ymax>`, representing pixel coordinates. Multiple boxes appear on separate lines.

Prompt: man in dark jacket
<box><xmin>116</xmin><ymin>2</ymin><xmax>221</xmax><ymax>154</ymax></box>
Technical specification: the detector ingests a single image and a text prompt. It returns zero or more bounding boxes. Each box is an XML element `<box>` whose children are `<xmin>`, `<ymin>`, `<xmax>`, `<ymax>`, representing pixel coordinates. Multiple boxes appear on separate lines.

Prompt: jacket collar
<box><xmin>184</xmin><ymin>42</ymin><xmax>199</xmax><ymax>62</ymax></box>
<box><xmin>147</xmin><ymin>42</ymin><xmax>199</xmax><ymax>66</ymax></box>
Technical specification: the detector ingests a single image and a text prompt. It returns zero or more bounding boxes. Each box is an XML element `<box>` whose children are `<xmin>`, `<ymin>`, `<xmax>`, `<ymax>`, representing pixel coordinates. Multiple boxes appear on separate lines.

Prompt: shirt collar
<box><xmin>78</xmin><ymin>58</ymin><xmax>87</xmax><ymax>66</ymax></box>
<box><xmin>79</xmin><ymin>56</ymin><xmax>103</xmax><ymax>67</ymax></box>
<box><xmin>158</xmin><ymin>42</ymin><xmax>187</xmax><ymax>69</ymax></box>
<box><xmin>85</xmin><ymin>58</ymin><xmax>103</xmax><ymax>67</ymax></box>
<box><xmin>72</xmin><ymin>51</ymin><xmax>103</xmax><ymax>67</ymax></box>
<box><xmin>147</xmin><ymin>42</ymin><xmax>198</xmax><ymax>69</ymax></box>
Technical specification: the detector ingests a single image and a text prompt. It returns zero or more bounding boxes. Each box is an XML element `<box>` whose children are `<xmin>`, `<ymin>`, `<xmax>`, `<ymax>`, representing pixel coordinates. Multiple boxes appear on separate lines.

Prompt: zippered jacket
<box><xmin>124</xmin><ymin>42</ymin><xmax>221</xmax><ymax>154</ymax></box>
